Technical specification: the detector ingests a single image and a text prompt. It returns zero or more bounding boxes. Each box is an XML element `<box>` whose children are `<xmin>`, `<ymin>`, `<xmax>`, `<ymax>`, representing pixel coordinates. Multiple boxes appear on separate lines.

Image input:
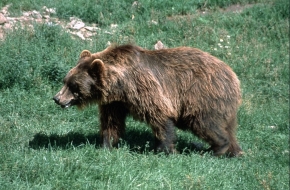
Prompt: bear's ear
<box><xmin>80</xmin><ymin>50</ymin><xmax>92</xmax><ymax>58</ymax></box>
<box><xmin>91</xmin><ymin>59</ymin><xmax>105</xmax><ymax>72</ymax></box>
<box><xmin>89</xmin><ymin>59</ymin><xmax>106</xmax><ymax>84</ymax></box>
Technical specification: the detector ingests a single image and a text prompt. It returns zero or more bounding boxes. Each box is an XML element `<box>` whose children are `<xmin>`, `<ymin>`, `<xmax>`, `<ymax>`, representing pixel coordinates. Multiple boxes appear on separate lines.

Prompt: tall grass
<box><xmin>0</xmin><ymin>0</ymin><xmax>289</xmax><ymax>189</ymax></box>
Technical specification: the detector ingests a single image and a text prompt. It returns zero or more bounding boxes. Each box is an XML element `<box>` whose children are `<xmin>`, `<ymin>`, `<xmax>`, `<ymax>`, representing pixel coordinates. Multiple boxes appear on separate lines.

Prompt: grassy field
<box><xmin>0</xmin><ymin>0</ymin><xmax>289</xmax><ymax>189</ymax></box>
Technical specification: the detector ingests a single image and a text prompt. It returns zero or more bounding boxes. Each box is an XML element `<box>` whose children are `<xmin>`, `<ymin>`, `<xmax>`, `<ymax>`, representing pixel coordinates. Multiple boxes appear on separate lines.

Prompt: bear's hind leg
<box><xmin>225</xmin><ymin>116</ymin><xmax>243</xmax><ymax>157</ymax></box>
<box><xmin>153</xmin><ymin>119</ymin><xmax>177</xmax><ymax>154</ymax></box>
<box><xmin>193</xmin><ymin>119</ymin><xmax>230</xmax><ymax>157</ymax></box>
<box><xmin>226</xmin><ymin>135</ymin><xmax>243</xmax><ymax>157</ymax></box>
<box><xmin>207</xmin><ymin>135</ymin><xmax>230</xmax><ymax>157</ymax></box>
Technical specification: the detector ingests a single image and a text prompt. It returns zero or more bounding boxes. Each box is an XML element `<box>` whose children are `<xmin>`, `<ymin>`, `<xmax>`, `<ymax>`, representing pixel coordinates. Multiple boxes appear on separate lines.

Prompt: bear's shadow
<box><xmin>29</xmin><ymin>129</ymin><xmax>203</xmax><ymax>154</ymax></box>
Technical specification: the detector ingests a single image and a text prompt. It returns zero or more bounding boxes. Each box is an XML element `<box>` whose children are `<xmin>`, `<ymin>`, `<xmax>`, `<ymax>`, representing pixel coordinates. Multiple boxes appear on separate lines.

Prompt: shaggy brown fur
<box><xmin>53</xmin><ymin>44</ymin><xmax>243</xmax><ymax>157</ymax></box>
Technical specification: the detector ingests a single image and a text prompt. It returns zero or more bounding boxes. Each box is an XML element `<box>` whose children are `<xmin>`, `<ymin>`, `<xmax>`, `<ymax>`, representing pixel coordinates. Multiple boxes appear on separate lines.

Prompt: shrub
<box><xmin>0</xmin><ymin>24</ymin><xmax>78</xmax><ymax>89</ymax></box>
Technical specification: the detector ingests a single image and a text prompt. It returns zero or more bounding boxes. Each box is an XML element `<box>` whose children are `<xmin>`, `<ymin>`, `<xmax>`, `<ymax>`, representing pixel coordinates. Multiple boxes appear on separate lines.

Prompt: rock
<box><xmin>3</xmin><ymin>22</ymin><xmax>12</xmax><ymax>30</ymax></box>
<box><xmin>72</xmin><ymin>21</ymin><xmax>85</xmax><ymax>30</ymax></box>
<box><xmin>104</xmin><ymin>31</ymin><xmax>113</xmax><ymax>35</ymax></box>
<box><xmin>84</xmin><ymin>26</ymin><xmax>100</xmax><ymax>32</ymax></box>
<box><xmin>83</xmin><ymin>31</ymin><xmax>96</xmax><ymax>38</ymax></box>
<box><xmin>0</xmin><ymin>29</ymin><xmax>4</xmax><ymax>39</ymax></box>
<box><xmin>0</xmin><ymin>5</ymin><xmax>162</xmax><ymax>42</ymax></box>
<box><xmin>154</xmin><ymin>40</ymin><xmax>166</xmax><ymax>50</ymax></box>
<box><xmin>151</xmin><ymin>20</ymin><xmax>158</xmax><ymax>25</ymax></box>
<box><xmin>32</xmin><ymin>10</ymin><xmax>42</xmax><ymax>19</ymax></box>
<box><xmin>43</xmin><ymin>15</ymin><xmax>50</xmax><ymax>19</ymax></box>
<box><xmin>0</xmin><ymin>4</ymin><xmax>10</xmax><ymax>16</ymax></box>
<box><xmin>110</xmin><ymin>24</ymin><xmax>118</xmax><ymax>28</ymax></box>
<box><xmin>42</xmin><ymin>6</ymin><xmax>56</xmax><ymax>14</ymax></box>
<box><xmin>68</xmin><ymin>17</ymin><xmax>85</xmax><ymax>30</ymax></box>
<box><xmin>23</xmin><ymin>12</ymin><xmax>31</xmax><ymax>17</ymax></box>
<box><xmin>0</xmin><ymin>13</ymin><xmax>7</xmax><ymax>24</ymax></box>
<box><xmin>132</xmin><ymin>1</ymin><xmax>141</xmax><ymax>9</ymax></box>
<box><xmin>75</xmin><ymin>31</ymin><xmax>85</xmax><ymax>40</ymax></box>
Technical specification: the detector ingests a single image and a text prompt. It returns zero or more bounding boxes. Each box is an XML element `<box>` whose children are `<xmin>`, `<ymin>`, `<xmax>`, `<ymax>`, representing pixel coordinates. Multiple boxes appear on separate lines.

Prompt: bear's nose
<box><xmin>53</xmin><ymin>96</ymin><xmax>60</xmax><ymax>104</ymax></box>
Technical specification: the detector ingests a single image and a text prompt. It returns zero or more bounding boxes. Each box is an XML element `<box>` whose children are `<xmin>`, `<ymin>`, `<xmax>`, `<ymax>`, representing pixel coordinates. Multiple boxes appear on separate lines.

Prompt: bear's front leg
<box><xmin>99</xmin><ymin>102</ymin><xmax>128</xmax><ymax>149</ymax></box>
<box><xmin>153</xmin><ymin>119</ymin><xmax>177</xmax><ymax>154</ymax></box>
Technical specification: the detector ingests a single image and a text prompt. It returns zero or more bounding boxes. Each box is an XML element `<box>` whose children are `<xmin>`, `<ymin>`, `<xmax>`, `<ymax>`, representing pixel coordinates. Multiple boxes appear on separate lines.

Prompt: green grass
<box><xmin>0</xmin><ymin>0</ymin><xmax>289</xmax><ymax>189</ymax></box>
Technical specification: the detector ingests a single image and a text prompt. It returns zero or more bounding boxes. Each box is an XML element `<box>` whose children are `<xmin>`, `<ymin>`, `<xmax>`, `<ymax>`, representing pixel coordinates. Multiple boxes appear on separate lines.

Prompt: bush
<box><xmin>273</xmin><ymin>0</ymin><xmax>289</xmax><ymax>19</ymax></box>
<box><xmin>0</xmin><ymin>24</ymin><xmax>80</xmax><ymax>89</ymax></box>
<box><xmin>0</xmin><ymin>55</ymin><xmax>33</xmax><ymax>89</ymax></box>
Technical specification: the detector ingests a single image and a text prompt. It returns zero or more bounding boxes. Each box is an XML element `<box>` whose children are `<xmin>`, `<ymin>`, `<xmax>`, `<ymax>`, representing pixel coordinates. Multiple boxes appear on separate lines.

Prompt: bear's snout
<box><xmin>53</xmin><ymin>94</ymin><xmax>76</xmax><ymax>108</ymax></box>
<box><xmin>53</xmin><ymin>96</ymin><xmax>60</xmax><ymax>105</ymax></box>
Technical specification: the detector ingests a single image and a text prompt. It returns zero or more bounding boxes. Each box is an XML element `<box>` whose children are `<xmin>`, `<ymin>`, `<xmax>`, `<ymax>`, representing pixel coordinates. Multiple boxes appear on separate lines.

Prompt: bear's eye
<box><xmin>68</xmin><ymin>82</ymin><xmax>78</xmax><ymax>92</ymax></box>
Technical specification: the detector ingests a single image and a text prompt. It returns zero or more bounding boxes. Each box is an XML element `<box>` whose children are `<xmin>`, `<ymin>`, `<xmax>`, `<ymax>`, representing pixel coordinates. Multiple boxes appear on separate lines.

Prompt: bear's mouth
<box><xmin>55</xmin><ymin>99</ymin><xmax>77</xmax><ymax>109</ymax></box>
<box><xmin>61</xmin><ymin>103</ymin><xmax>72</xmax><ymax>108</ymax></box>
<box><xmin>61</xmin><ymin>99</ymin><xmax>77</xmax><ymax>108</ymax></box>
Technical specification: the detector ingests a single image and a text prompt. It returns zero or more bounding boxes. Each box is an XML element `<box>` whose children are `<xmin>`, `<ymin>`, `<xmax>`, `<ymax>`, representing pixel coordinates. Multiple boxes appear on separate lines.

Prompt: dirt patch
<box><xmin>0</xmin><ymin>4</ymin><xmax>101</xmax><ymax>41</ymax></box>
<box><xmin>168</xmin><ymin>3</ymin><xmax>255</xmax><ymax>21</ymax></box>
<box><xmin>0</xmin><ymin>3</ymin><xmax>256</xmax><ymax>41</ymax></box>
<box><xmin>222</xmin><ymin>3</ymin><xmax>255</xmax><ymax>13</ymax></box>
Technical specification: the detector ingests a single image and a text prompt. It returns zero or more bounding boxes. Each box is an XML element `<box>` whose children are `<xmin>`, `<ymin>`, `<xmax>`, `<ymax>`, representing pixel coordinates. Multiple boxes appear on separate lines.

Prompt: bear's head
<box><xmin>53</xmin><ymin>50</ymin><xmax>106</xmax><ymax>109</ymax></box>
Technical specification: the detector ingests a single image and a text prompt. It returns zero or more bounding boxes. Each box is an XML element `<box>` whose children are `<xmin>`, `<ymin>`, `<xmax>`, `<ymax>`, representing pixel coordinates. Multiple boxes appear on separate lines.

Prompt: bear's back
<box><xmin>98</xmin><ymin>44</ymin><xmax>241</xmax><ymax>113</ymax></box>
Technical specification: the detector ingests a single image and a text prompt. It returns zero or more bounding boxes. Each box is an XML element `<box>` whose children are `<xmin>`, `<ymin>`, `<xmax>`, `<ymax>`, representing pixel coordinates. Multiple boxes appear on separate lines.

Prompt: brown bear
<box><xmin>53</xmin><ymin>44</ymin><xmax>243</xmax><ymax>157</ymax></box>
